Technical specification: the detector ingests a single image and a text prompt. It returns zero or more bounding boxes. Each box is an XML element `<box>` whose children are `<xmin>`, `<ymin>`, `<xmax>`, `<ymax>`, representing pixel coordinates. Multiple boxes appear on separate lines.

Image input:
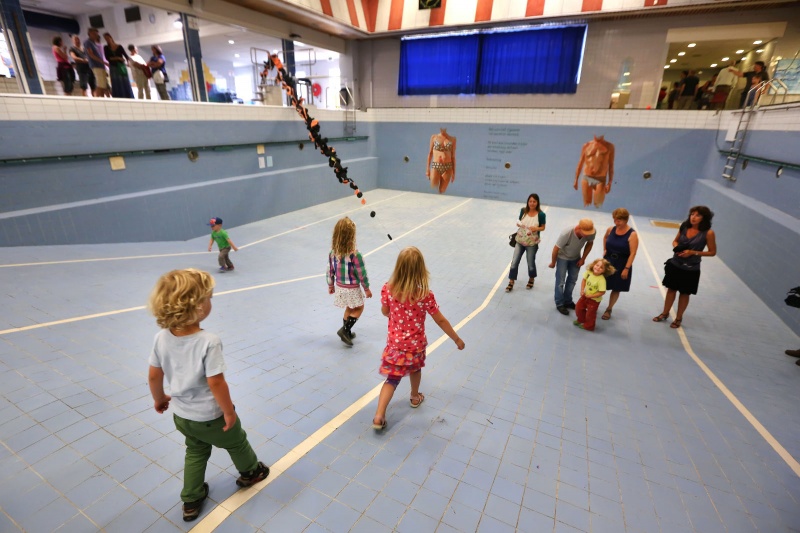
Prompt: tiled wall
<box><xmin>0</xmin><ymin>96</ymin><xmax>377</xmax><ymax>245</ymax></box>
<box><xmin>358</xmin><ymin>5</ymin><xmax>800</xmax><ymax>110</ymax></box>
<box><xmin>690</xmin><ymin>179</ymin><xmax>800</xmax><ymax>335</ymax></box>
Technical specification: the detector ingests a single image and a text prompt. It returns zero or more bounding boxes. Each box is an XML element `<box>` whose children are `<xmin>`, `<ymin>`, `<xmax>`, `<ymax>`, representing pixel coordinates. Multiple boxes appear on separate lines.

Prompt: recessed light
<box><xmin>664</xmin><ymin>65</ymin><xmax>670</xmax><ymax>69</ymax></box>
<box><xmin>735</xmin><ymin>49</ymin><xmax>744</xmax><ymax>54</ymax></box>
<box><xmin>687</xmin><ymin>43</ymin><xmax>696</xmax><ymax>48</ymax></box>
<box><xmin>710</xmin><ymin>63</ymin><xmax>718</xmax><ymax>67</ymax></box>
<box><xmin>678</xmin><ymin>52</ymin><xmax>685</xmax><ymax>56</ymax></box>
<box><xmin>670</xmin><ymin>59</ymin><xmax>677</xmax><ymax>63</ymax></box>
<box><xmin>234</xmin><ymin>53</ymin><xmax>240</xmax><ymax>58</ymax></box>
<box><xmin>722</xmin><ymin>57</ymin><xmax>729</xmax><ymax>61</ymax></box>
<box><xmin>228</xmin><ymin>40</ymin><xmax>235</xmax><ymax>44</ymax></box>
<box><xmin>741</xmin><ymin>57</ymin><xmax>747</xmax><ymax>61</ymax></box>
<box><xmin>756</xmin><ymin>49</ymin><xmax>764</xmax><ymax>53</ymax></box>
<box><xmin>753</xmin><ymin>40</ymin><xmax>762</xmax><ymax>45</ymax></box>
<box><xmin>623</xmin><ymin>72</ymin><xmax>630</xmax><ymax>76</ymax></box>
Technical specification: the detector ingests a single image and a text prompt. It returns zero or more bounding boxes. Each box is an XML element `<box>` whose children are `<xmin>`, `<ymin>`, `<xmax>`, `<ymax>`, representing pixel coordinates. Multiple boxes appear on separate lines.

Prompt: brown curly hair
<box><xmin>148</xmin><ymin>269</ymin><xmax>215</xmax><ymax>329</ymax></box>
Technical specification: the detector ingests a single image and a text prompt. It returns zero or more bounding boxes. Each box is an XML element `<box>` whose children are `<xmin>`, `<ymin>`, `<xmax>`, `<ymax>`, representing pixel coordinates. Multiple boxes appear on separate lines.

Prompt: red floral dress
<box><xmin>380</xmin><ymin>283</ymin><xmax>440</xmax><ymax>378</ymax></box>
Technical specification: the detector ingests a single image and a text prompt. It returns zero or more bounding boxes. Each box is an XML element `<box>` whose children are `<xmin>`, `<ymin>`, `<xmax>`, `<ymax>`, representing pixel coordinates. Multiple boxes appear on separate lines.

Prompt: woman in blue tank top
<box><xmin>653</xmin><ymin>206</ymin><xmax>717</xmax><ymax>329</ymax></box>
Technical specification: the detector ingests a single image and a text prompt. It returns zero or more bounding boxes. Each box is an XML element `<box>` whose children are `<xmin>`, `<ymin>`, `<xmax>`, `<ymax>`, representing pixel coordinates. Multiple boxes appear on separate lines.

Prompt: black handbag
<box><xmin>508</xmin><ymin>233</ymin><xmax>517</xmax><ymax>247</ymax></box>
<box><xmin>786</xmin><ymin>286</ymin><xmax>800</xmax><ymax>308</ymax></box>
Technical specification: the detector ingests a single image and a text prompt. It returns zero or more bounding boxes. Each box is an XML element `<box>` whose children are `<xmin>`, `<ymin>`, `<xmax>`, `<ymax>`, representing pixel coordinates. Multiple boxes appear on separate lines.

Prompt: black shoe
<box><xmin>565</xmin><ymin>302</ymin><xmax>576</xmax><ymax>310</ymax></box>
<box><xmin>556</xmin><ymin>306</ymin><xmax>569</xmax><ymax>315</ymax></box>
<box><xmin>796</xmin><ymin>359</ymin><xmax>800</xmax><ymax>366</ymax></box>
<box><xmin>785</xmin><ymin>349</ymin><xmax>800</xmax><ymax>358</ymax></box>
<box><xmin>236</xmin><ymin>461</ymin><xmax>270</xmax><ymax>487</ymax></box>
<box><xmin>337</xmin><ymin>327</ymin><xmax>353</xmax><ymax>346</ymax></box>
<box><xmin>183</xmin><ymin>482</ymin><xmax>209</xmax><ymax>522</ymax></box>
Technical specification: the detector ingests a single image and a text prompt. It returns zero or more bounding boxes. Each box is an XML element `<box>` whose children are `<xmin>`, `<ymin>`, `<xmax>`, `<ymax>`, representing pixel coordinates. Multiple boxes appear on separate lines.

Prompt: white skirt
<box><xmin>334</xmin><ymin>286</ymin><xmax>365</xmax><ymax>309</ymax></box>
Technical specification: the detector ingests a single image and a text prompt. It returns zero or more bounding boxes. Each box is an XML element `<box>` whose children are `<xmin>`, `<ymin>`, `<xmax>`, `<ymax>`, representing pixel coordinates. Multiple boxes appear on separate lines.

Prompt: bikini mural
<box><xmin>262</xmin><ymin>54</ymin><xmax>366</xmax><ymax>205</ymax></box>
<box><xmin>574</xmin><ymin>135</ymin><xmax>615</xmax><ymax>209</ymax></box>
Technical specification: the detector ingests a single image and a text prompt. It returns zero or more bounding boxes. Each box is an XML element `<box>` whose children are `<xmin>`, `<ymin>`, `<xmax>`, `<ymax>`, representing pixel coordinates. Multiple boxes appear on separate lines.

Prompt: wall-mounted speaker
<box><xmin>124</xmin><ymin>7</ymin><xmax>142</xmax><ymax>23</ymax></box>
<box><xmin>88</xmin><ymin>14</ymin><xmax>104</xmax><ymax>28</ymax></box>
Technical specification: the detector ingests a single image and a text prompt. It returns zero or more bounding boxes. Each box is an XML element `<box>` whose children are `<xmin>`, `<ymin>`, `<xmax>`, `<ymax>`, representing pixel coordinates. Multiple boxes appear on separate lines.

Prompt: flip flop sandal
<box><xmin>410</xmin><ymin>393</ymin><xmax>425</xmax><ymax>408</ymax></box>
<box><xmin>372</xmin><ymin>419</ymin><xmax>387</xmax><ymax>430</ymax></box>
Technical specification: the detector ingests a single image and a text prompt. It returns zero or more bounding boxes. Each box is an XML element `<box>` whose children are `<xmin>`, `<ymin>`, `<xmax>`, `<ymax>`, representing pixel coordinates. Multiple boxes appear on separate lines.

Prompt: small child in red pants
<box><xmin>574</xmin><ymin>258</ymin><xmax>616</xmax><ymax>331</ymax></box>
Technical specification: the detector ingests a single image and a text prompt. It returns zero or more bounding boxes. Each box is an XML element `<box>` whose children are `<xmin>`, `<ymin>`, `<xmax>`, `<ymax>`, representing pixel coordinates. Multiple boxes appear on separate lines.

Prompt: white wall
<box><xmin>357</xmin><ymin>4</ymin><xmax>800</xmax><ymax>110</ymax></box>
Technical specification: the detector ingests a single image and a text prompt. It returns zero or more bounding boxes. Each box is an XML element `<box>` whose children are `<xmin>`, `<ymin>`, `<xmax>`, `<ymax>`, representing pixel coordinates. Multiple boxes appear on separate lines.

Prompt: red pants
<box><xmin>575</xmin><ymin>295</ymin><xmax>600</xmax><ymax>331</ymax></box>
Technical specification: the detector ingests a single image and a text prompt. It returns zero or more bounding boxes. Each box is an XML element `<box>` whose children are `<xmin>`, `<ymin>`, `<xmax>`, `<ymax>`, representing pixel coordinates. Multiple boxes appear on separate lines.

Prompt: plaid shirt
<box><xmin>327</xmin><ymin>250</ymin><xmax>369</xmax><ymax>289</ymax></box>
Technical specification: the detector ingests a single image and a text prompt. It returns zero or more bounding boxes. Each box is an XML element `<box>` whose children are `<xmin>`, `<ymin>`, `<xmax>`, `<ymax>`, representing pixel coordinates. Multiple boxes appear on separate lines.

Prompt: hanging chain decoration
<box><xmin>263</xmin><ymin>54</ymin><xmax>365</xmax><ymax>205</ymax></box>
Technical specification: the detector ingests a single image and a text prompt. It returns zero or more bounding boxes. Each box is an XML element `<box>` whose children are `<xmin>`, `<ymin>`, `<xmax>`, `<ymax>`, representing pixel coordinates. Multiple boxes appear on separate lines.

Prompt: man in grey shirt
<box><xmin>549</xmin><ymin>219</ymin><xmax>596</xmax><ymax>315</ymax></box>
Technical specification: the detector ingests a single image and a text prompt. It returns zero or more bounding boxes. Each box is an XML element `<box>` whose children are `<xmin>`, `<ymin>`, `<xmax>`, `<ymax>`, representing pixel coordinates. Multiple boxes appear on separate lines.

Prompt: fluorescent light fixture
<box><xmin>753</xmin><ymin>40</ymin><xmax>762</xmax><ymax>45</ymax></box>
<box><xmin>710</xmin><ymin>63</ymin><xmax>717</xmax><ymax>67</ymax></box>
<box><xmin>173</xmin><ymin>18</ymin><xmax>182</xmax><ymax>29</ymax></box>
<box><xmin>670</xmin><ymin>59</ymin><xmax>677</xmax><ymax>63</ymax></box>
<box><xmin>736</xmin><ymin>49</ymin><xmax>744</xmax><ymax>54</ymax></box>
<box><xmin>687</xmin><ymin>43</ymin><xmax>696</xmax><ymax>48</ymax></box>
<box><xmin>664</xmin><ymin>65</ymin><xmax>670</xmax><ymax>69</ymax></box>
<box><xmin>722</xmin><ymin>57</ymin><xmax>729</xmax><ymax>61</ymax></box>
<box><xmin>756</xmin><ymin>49</ymin><xmax>764</xmax><ymax>53</ymax></box>
<box><xmin>228</xmin><ymin>40</ymin><xmax>235</xmax><ymax>44</ymax></box>
<box><xmin>678</xmin><ymin>52</ymin><xmax>685</xmax><ymax>56</ymax></box>
<box><xmin>623</xmin><ymin>72</ymin><xmax>630</xmax><ymax>75</ymax></box>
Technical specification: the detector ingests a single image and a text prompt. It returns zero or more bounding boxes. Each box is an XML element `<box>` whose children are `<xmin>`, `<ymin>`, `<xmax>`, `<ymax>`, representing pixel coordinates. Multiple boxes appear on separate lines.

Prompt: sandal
<box><xmin>410</xmin><ymin>393</ymin><xmax>425</xmax><ymax>408</ymax></box>
<box><xmin>526</xmin><ymin>279</ymin><xmax>534</xmax><ymax>289</ymax></box>
<box><xmin>505</xmin><ymin>282</ymin><xmax>514</xmax><ymax>292</ymax></box>
<box><xmin>670</xmin><ymin>318</ymin><xmax>683</xmax><ymax>329</ymax></box>
<box><xmin>372</xmin><ymin>418</ymin><xmax>387</xmax><ymax>430</ymax></box>
<box><xmin>652</xmin><ymin>313</ymin><xmax>669</xmax><ymax>322</ymax></box>
<box><xmin>601</xmin><ymin>309</ymin><xmax>612</xmax><ymax>320</ymax></box>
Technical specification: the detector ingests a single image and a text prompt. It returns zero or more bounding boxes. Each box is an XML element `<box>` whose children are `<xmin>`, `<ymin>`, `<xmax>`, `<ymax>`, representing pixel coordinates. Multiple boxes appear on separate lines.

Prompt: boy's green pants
<box><xmin>173</xmin><ymin>413</ymin><xmax>258</xmax><ymax>502</ymax></box>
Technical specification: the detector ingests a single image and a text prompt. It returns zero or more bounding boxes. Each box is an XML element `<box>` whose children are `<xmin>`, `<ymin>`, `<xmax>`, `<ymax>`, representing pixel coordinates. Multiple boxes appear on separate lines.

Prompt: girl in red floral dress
<box><xmin>372</xmin><ymin>247</ymin><xmax>465</xmax><ymax>430</ymax></box>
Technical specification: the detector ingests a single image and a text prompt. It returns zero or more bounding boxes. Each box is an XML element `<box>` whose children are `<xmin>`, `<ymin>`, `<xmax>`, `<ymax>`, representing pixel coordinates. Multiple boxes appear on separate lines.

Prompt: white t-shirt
<box><xmin>149</xmin><ymin>329</ymin><xmax>227</xmax><ymax>422</ymax></box>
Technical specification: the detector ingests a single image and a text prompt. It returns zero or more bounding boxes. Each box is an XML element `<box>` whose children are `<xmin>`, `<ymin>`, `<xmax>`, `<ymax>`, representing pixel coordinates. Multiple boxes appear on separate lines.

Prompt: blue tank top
<box><xmin>670</xmin><ymin>229</ymin><xmax>707</xmax><ymax>271</ymax></box>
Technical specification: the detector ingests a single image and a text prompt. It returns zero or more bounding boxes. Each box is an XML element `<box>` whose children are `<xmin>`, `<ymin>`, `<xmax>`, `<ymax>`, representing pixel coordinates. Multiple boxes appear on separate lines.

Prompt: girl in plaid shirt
<box><xmin>327</xmin><ymin>217</ymin><xmax>371</xmax><ymax>345</ymax></box>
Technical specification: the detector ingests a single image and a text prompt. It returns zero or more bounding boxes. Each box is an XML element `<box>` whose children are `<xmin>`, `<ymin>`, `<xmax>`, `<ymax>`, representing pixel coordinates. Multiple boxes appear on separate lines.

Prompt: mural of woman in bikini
<box><xmin>426</xmin><ymin>128</ymin><xmax>457</xmax><ymax>194</ymax></box>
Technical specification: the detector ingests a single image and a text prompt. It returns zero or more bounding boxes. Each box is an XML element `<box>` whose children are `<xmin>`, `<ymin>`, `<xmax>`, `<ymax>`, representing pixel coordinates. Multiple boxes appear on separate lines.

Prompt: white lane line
<box><xmin>0</xmin><ymin>193</ymin><xmax>408</xmax><ymax>268</ymax></box>
<box><xmin>190</xmin><ymin>260</ymin><xmax>512</xmax><ymax>533</ymax></box>
<box><xmin>631</xmin><ymin>216</ymin><xmax>800</xmax><ymax>478</ymax></box>
<box><xmin>0</xmin><ymin>197</ymin><xmax>469</xmax><ymax>336</ymax></box>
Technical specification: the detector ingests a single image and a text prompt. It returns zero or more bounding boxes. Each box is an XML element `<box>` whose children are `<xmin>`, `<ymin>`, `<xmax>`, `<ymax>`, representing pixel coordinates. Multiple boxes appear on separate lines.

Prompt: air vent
<box><xmin>124</xmin><ymin>7</ymin><xmax>141</xmax><ymax>23</ymax></box>
<box><xmin>88</xmin><ymin>14</ymin><xmax>104</xmax><ymax>29</ymax></box>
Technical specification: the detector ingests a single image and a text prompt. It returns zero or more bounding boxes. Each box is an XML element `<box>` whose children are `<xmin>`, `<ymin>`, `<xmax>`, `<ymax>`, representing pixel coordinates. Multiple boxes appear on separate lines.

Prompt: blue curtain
<box><xmin>398</xmin><ymin>34</ymin><xmax>480</xmax><ymax>96</ymax></box>
<box><xmin>477</xmin><ymin>26</ymin><xmax>586</xmax><ymax>94</ymax></box>
<box><xmin>398</xmin><ymin>26</ymin><xmax>586</xmax><ymax>95</ymax></box>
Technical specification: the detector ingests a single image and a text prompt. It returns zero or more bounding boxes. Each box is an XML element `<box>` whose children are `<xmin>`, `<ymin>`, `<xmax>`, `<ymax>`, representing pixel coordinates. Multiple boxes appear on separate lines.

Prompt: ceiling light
<box><xmin>753</xmin><ymin>40</ymin><xmax>762</xmax><ymax>45</ymax></box>
<box><xmin>173</xmin><ymin>18</ymin><xmax>182</xmax><ymax>29</ymax></box>
<box><xmin>234</xmin><ymin>53</ymin><xmax>240</xmax><ymax>58</ymax></box>
<box><xmin>710</xmin><ymin>63</ymin><xmax>717</xmax><ymax>67</ymax></box>
<box><xmin>722</xmin><ymin>57</ymin><xmax>729</xmax><ymax>61</ymax></box>
<box><xmin>664</xmin><ymin>65</ymin><xmax>670</xmax><ymax>69</ymax></box>
<box><xmin>623</xmin><ymin>72</ymin><xmax>630</xmax><ymax>76</ymax></box>
<box><xmin>228</xmin><ymin>40</ymin><xmax>235</xmax><ymax>44</ymax></box>
<box><xmin>678</xmin><ymin>52</ymin><xmax>685</xmax><ymax>56</ymax></box>
<box><xmin>741</xmin><ymin>57</ymin><xmax>746</xmax><ymax>61</ymax></box>
<box><xmin>756</xmin><ymin>49</ymin><xmax>764</xmax><ymax>53</ymax></box>
<box><xmin>687</xmin><ymin>43</ymin><xmax>696</xmax><ymax>48</ymax></box>
<box><xmin>736</xmin><ymin>49</ymin><xmax>744</xmax><ymax>54</ymax></box>
<box><xmin>670</xmin><ymin>59</ymin><xmax>677</xmax><ymax>63</ymax></box>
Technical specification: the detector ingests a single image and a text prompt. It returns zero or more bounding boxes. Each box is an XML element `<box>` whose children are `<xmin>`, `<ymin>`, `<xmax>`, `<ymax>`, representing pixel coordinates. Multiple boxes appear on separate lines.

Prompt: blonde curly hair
<box><xmin>148</xmin><ymin>269</ymin><xmax>215</xmax><ymax>329</ymax></box>
<box><xmin>388</xmin><ymin>246</ymin><xmax>430</xmax><ymax>304</ymax></box>
<box><xmin>586</xmin><ymin>258</ymin><xmax>616</xmax><ymax>277</ymax></box>
<box><xmin>331</xmin><ymin>217</ymin><xmax>356</xmax><ymax>259</ymax></box>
